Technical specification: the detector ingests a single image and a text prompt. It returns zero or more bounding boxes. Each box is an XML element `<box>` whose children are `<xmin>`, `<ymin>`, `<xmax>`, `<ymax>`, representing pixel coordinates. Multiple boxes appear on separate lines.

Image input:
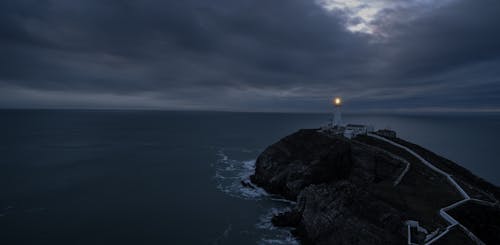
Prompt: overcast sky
<box><xmin>1</xmin><ymin>0</ymin><xmax>499</xmax><ymax>112</ymax></box>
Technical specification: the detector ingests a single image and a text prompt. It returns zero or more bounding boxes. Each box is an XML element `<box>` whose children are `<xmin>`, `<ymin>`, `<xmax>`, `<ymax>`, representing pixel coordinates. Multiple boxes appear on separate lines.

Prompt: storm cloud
<box><xmin>1</xmin><ymin>0</ymin><xmax>499</xmax><ymax>112</ymax></box>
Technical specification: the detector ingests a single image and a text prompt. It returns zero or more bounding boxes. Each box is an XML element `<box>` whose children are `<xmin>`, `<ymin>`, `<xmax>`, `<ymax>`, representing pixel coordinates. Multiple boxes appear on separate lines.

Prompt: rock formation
<box><xmin>250</xmin><ymin>129</ymin><xmax>500</xmax><ymax>245</ymax></box>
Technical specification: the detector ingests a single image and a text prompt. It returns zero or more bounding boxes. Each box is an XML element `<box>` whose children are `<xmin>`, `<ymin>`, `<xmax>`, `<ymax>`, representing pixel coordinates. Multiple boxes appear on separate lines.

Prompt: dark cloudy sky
<box><xmin>1</xmin><ymin>0</ymin><xmax>499</xmax><ymax>112</ymax></box>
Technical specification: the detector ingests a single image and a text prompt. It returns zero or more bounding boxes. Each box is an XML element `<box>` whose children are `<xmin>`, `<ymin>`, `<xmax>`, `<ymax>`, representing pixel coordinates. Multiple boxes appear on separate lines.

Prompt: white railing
<box><xmin>367</xmin><ymin>133</ymin><xmax>491</xmax><ymax>245</ymax></box>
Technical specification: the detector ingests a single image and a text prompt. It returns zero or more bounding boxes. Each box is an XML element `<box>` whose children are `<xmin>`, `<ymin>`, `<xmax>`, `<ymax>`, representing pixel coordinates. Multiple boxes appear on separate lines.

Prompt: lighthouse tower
<box><xmin>333</xmin><ymin>97</ymin><xmax>342</xmax><ymax>127</ymax></box>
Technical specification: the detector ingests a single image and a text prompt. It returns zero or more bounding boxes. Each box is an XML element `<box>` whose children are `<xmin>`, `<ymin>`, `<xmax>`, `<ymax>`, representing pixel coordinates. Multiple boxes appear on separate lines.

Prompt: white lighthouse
<box><xmin>333</xmin><ymin>97</ymin><xmax>342</xmax><ymax>127</ymax></box>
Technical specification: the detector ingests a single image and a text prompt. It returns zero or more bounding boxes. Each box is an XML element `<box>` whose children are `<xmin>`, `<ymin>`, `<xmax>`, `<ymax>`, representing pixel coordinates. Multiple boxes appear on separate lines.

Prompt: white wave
<box><xmin>213</xmin><ymin>150</ymin><xmax>268</xmax><ymax>200</ymax></box>
<box><xmin>256</xmin><ymin>207</ymin><xmax>292</xmax><ymax>230</ymax></box>
<box><xmin>213</xmin><ymin>149</ymin><xmax>299</xmax><ymax>245</ymax></box>
<box><xmin>269</xmin><ymin>198</ymin><xmax>296</xmax><ymax>205</ymax></box>
<box><xmin>259</xmin><ymin>236</ymin><xmax>299</xmax><ymax>245</ymax></box>
<box><xmin>256</xmin><ymin>208</ymin><xmax>299</xmax><ymax>245</ymax></box>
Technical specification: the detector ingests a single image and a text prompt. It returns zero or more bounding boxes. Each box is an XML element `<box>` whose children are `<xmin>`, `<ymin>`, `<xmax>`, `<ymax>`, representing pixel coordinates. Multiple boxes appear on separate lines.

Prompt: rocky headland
<box><xmin>249</xmin><ymin>129</ymin><xmax>500</xmax><ymax>245</ymax></box>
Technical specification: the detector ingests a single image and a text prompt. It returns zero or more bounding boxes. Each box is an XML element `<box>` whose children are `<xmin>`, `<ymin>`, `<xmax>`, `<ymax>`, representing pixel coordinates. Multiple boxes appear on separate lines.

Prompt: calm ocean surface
<box><xmin>1</xmin><ymin>110</ymin><xmax>499</xmax><ymax>244</ymax></box>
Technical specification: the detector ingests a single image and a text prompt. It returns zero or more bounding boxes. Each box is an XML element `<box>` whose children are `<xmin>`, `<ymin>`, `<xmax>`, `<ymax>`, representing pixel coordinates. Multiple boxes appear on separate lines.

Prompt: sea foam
<box><xmin>214</xmin><ymin>150</ymin><xmax>268</xmax><ymax>200</ymax></box>
<box><xmin>213</xmin><ymin>149</ymin><xmax>298</xmax><ymax>245</ymax></box>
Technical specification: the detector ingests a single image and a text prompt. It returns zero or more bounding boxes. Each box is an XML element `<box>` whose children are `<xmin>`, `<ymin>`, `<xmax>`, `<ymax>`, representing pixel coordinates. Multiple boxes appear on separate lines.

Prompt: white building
<box><xmin>320</xmin><ymin>97</ymin><xmax>375</xmax><ymax>139</ymax></box>
<box><xmin>343</xmin><ymin>124</ymin><xmax>373</xmax><ymax>139</ymax></box>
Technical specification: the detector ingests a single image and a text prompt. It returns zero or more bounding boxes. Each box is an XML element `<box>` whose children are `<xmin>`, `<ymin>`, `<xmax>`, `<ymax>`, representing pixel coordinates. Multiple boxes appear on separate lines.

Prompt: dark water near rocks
<box><xmin>0</xmin><ymin>110</ymin><xmax>498</xmax><ymax>244</ymax></box>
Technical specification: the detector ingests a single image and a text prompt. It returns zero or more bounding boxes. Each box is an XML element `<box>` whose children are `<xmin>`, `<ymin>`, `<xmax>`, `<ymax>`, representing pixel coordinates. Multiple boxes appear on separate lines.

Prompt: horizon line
<box><xmin>1</xmin><ymin>106</ymin><xmax>500</xmax><ymax>115</ymax></box>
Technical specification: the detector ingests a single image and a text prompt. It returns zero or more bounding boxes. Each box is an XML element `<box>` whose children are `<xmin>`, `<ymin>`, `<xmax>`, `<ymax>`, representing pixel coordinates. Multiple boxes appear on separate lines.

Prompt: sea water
<box><xmin>0</xmin><ymin>110</ymin><xmax>498</xmax><ymax>244</ymax></box>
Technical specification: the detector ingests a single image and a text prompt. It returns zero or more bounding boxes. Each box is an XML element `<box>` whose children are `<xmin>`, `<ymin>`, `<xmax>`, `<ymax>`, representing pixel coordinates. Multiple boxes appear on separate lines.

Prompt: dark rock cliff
<box><xmin>250</xmin><ymin>129</ymin><xmax>352</xmax><ymax>200</ymax></box>
<box><xmin>249</xmin><ymin>129</ymin><xmax>500</xmax><ymax>245</ymax></box>
<box><xmin>250</xmin><ymin>129</ymin><xmax>407</xmax><ymax>244</ymax></box>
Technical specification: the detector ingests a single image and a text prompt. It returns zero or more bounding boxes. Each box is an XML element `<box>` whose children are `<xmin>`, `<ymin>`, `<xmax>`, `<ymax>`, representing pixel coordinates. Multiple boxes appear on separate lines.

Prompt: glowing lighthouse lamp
<box><xmin>332</xmin><ymin>97</ymin><xmax>343</xmax><ymax>127</ymax></box>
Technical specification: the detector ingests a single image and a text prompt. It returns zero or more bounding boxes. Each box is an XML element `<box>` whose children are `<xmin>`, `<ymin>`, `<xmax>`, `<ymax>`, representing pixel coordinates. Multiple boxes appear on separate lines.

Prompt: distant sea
<box><xmin>1</xmin><ymin>110</ymin><xmax>499</xmax><ymax>244</ymax></box>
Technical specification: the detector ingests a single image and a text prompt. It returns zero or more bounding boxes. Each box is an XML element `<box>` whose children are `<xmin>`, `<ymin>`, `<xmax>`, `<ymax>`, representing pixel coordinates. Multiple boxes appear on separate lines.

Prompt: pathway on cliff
<box><xmin>367</xmin><ymin>133</ymin><xmax>495</xmax><ymax>245</ymax></box>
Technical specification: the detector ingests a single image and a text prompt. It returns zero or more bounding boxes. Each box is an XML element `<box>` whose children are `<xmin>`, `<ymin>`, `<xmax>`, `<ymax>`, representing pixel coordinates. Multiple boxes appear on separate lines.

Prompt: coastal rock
<box><xmin>250</xmin><ymin>129</ymin><xmax>352</xmax><ymax>200</ymax></box>
<box><xmin>251</xmin><ymin>129</ymin><xmax>500</xmax><ymax>245</ymax></box>
<box><xmin>251</xmin><ymin>129</ymin><xmax>500</xmax><ymax>244</ymax></box>
<box><xmin>251</xmin><ymin>129</ymin><xmax>407</xmax><ymax>244</ymax></box>
<box><xmin>292</xmin><ymin>181</ymin><xmax>404</xmax><ymax>245</ymax></box>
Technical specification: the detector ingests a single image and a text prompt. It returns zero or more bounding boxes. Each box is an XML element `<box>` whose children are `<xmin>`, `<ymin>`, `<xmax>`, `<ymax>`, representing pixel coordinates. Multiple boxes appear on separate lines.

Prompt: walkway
<box><xmin>367</xmin><ymin>133</ymin><xmax>495</xmax><ymax>245</ymax></box>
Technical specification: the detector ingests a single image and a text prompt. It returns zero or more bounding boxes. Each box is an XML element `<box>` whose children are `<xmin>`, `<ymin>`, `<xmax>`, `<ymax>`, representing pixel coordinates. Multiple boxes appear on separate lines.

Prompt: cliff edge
<box><xmin>250</xmin><ymin>129</ymin><xmax>500</xmax><ymax>245</ymax></box>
